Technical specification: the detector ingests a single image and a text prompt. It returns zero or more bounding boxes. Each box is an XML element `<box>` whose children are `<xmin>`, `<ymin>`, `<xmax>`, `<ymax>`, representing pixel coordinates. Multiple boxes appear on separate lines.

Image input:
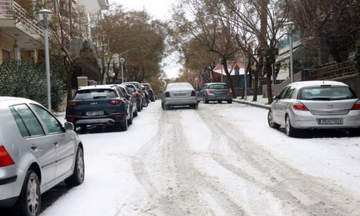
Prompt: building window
<box><xmin>2</xmin><ymin>49</ymin><xmax>11</xmax><ymax>62</ymax></box>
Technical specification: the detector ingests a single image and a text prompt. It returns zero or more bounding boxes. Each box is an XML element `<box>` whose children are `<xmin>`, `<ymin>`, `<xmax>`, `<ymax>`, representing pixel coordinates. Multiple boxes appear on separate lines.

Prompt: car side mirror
<box><xmin>126</xmin><ymin>95</ymin><xmax>131</xmax><ymax>100</ymax></box>
<box><xmin>64</xmin><ymin>122</ymin><xmax>74</xmax><ymax>131</ymax></box>
<box><xmin>273</xmin><ymin>95</ymin><xmax>280</xmax><ymax>101</ymax></box>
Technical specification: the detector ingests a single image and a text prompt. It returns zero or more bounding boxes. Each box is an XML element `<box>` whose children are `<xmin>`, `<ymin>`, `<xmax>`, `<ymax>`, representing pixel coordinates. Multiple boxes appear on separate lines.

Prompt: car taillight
<box><xmin>228</xmin><ymin>89</ymin><xmax>232</xmax><ymax>93</ymax></box>
<box><xmin>133</xmin><ymin>92</ymin><xmax>139</xmax><ymax>98</ymax></box>
<box><xmin>292</xmin><ymin>102</ymin><xmax>308</xmax><ymax>111</ymax></box>
<box><xmin>67</xmin><ymin>116</ymin><xmax>76</xmax><ymax>121</ymax></box>
<box><xmin>191</xmin><ymin>91</ymin><xmax>196</xmax><ymax>96</ymax></box>
<box><xmin>108</xmin><ymin>100</ymin><xmax>122</xmax><ymax>105</ymax></box>
<box><xmin>0</xmin><ymin>146</ymin><xmax>15</xmax><ymax>167</ymax></box>
<box><xmin>149</xmin><ymin>89</ymin><xmax>153</xmax><ymax>93</ymax></box>
<box><xmin>351</xmin><ymin>101</ymin><xmax>360</xmax><ymax>110</ymax></box>
<box><xmin>68</xmin><ymin>102</ymin><xmax>80</xmax><ymax>107</ymax></box>
<box><xmin>165</xmin><ymin>92</ymin><xmax>170</xmax><ymax>97</ymax></box>
<box><xmin>207</xmin><ymin>90</ymin><xmax>213</xmax><ymax>93</ymax></box>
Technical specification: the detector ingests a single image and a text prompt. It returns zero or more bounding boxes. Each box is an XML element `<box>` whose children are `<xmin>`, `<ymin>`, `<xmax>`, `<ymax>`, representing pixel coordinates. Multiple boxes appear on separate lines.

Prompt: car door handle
<box><xmin>53</xmin><ymin>142</ymin><xmax>58</xmax><ymax>146</ymax></box>
<box><xmin>31</xmin><ymin>144</ymin><xmax>37</xmax><ymax>150</ymax></box>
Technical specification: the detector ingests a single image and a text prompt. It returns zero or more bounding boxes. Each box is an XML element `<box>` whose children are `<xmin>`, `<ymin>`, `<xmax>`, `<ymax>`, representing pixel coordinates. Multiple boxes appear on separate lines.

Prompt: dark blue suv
<box><xmin>66</xmin><ymin>85</ymin><xmax>132</xmax><ymax>132</ymax></box>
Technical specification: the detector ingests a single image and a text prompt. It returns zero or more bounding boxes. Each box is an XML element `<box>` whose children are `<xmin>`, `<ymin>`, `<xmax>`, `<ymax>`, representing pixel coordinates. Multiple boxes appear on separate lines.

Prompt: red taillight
<box><xmin>67</xmin><ymin>116</ymin><xmax>76</xmax><ymax>121</ymax></box>
<box><xmin>292</xmin><ymin>102</ymin><xmax>308</xmax><ymax>111</ymax></box>
<box><xmin>352</xmin><ymin>101</ymin><xmax>360</xmax><ymax>110</ymax></box>
<box><xmin>149</xmin><ymin>89</ymin><xmax>153</xmax><ymax>93</ymax></box>
<box><xmin>191</xmin><ymin>91</ymin><xmax>196</xmax><ymax>96</ymax></box>
<box><xmin>108</xmin><ymin>100</ymin><xmax>122</xmax><ymax>105</ymax></box>
<box><xmin>165</xmin><ymin>92</ymin><xmax>170</xmax><ymax>97</ymax></box>
<box><xmin>0</xmin><ymin>146</ymin><xmax>15</xmax><ymax>167</ymax></box>
<box><xmin>133</xmin><ymin>92</ymin><xmax>139</xmax><ymax>98</ymax></box>
<box><xmin>113</xmin><ymin>114</ymin><xmax>123</xmax><ymax>118</ymax></box>
<box><xmin>207</xmin><ymin>90</ymin><xmax>213</xmax><ymax>93</ymax></box>
<box><xmin>68</xmin><ymin>102</ymin><xmax>80</xmax><ymax>107</ymax></box>
<box><xmin>228</xmin><ymin>89</ymin><xmax>232</xmax><ymax>93</ymax></box>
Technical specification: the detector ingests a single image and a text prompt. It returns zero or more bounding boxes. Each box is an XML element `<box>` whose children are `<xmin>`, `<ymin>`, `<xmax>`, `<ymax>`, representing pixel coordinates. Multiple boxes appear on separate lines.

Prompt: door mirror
<box><xmin>64</xmin><ymin>122</ymin><xmax>74</xmax><ymax>131</ymax></box>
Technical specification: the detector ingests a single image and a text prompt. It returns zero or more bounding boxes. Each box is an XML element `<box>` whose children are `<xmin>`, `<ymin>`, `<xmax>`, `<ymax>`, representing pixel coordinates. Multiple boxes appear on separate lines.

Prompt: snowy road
<box><xmin>38</xmin><ymin>100</ymin><xmax>360</xmax><ymax>216</ymax></box>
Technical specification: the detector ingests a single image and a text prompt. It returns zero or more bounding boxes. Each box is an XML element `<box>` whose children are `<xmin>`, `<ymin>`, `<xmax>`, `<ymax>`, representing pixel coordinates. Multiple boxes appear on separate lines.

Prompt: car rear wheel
<box><xmin>121</xmin><ymin>118</ymin><xmax>129</xmax><ymax>131</ymax></box>
<box><xmin>218</xmin><ymin>101</ymin><xmax>222</xmax><ymax>103</ymax></box>
<box><xmin>14</xmin><ymin>170</ymin><xmax>41</xmax><ymax>216</ymax></box>
<box><xmin>65</xmin><ymin>147</ymin><xmax>85</xmax><ymax>187</ymax></box>
<box><xmin>227</xmin><ymin>100</ymin><xmax>232</xmax><ymax>104</ymax></box>
<box><xmin>128</xmin><ymin>111</ymin><xmax>133</xmax><ymax>125</ymax></box>
<box><xmin>203</xmin><ymin>96</ymin><xmax>209</xmax><ymax>104</ymax></box>
<box><xmin>268</xmin><ymin>110</ymin><xmax>280</xmax><ymax>129</ymax></box>
<box><xmin>133</xmin><ymin>106</ymin><xmax>138</xmax><ymax>117</ymax></box>
<box><xmin>285</xmin><ymin>115</ymin><xmax>299</xmax><ymax>137</ymax></box>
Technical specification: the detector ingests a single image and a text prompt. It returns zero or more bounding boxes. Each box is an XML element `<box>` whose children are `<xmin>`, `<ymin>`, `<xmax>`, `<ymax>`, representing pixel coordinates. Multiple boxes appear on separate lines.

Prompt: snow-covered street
<box><xmin>39</xmin><ymin>100</ymin><xmax>360</xmax><ymax>216</ymax></box>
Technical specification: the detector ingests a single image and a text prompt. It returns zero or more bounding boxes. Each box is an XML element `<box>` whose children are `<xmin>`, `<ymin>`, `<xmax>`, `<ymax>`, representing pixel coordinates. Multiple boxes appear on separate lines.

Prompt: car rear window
<box><xmin>74</xmin><ymin>89</ymin><xmax>117</xmax><ymax>99</ymax></box>
<box><xmin>299</xmin><ymin>87</ymin><xmax>356</xmax><ymax>100</ymax></box>
<box><xmin>209</xmin><ymin>84</ymin><xmax>229</xmax><ymax>89</ymax></box>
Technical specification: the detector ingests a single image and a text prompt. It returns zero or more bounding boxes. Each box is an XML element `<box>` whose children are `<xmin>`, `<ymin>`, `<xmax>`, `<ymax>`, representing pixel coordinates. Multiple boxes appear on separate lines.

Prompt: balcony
<box><xmin>0</xmin><ymin>0</ymin><xmax>43</xmax><ymax>51</ymax></box>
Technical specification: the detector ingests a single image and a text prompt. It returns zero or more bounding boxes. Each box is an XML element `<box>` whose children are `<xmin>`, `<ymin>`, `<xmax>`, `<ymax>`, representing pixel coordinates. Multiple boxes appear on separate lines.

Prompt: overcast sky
<box><xmin>108</xmin><ymin>0</ymin><xmax>181</xmax><ymax>79</ymax></box>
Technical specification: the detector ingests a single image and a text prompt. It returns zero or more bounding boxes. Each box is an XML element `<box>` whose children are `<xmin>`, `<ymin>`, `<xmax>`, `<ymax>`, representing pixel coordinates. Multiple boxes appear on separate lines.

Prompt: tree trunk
<box><xmin>223</xmin><ymin>58</ymin><xmax>237</xmax><ymax>98</ymax></box>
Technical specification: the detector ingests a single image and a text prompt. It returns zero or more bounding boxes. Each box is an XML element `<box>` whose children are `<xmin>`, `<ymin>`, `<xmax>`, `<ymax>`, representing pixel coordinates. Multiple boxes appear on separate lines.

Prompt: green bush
<box><xmin>355</xmin><ymin>38</ymin><xmax>360</xmax><ymax>73</ymax></box>
<box><xmin>0</xmin><ymin>60</ymin><xmax>65</xmax><ymax>111</ymax></box>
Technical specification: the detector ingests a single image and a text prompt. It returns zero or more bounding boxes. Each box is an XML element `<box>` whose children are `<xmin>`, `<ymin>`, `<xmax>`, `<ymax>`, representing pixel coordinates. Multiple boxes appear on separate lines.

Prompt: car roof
<box><xmin>0</xmin><ymin>97</ymin><xmax>40</xmax><ymax>108</ymax></box>
<box><xmin>78</xmin><ymin>85</ymin><xmax>117</xmax><ymax>90</ymax></box>
<box><xmin>289</xmin><ymin>81</ymin><xmax>349</xmax><ymax>88</ymax></box>
<box><xmin>206</xmin><ymin>82</ymin><xmax>227</xmax><ymax>85</ymax></box>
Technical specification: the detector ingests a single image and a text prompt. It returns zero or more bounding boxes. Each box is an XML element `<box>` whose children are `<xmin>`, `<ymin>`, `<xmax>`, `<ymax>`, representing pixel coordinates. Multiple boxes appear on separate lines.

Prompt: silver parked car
<box><xmin>268</xmin><ymin>80</ymin><xmax>360</xmax><ymax>137</ymax></box>
<box><xmin>0</xmin><ymin>97</ymin><xmax>84</xmax><ymax>216</ymax></box>
<box><xmin>197</xmin><ymin>82</ymin><xmax>233</xmax><ymax>103</ymax></box>
<box><xmin>161</xmin><ymin>82</ymin><xmax>198</xmax><ymax>110</ymax></box>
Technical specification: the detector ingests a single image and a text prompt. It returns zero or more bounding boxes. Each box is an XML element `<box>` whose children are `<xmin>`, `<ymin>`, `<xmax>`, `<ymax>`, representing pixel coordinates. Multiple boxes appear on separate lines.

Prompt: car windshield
<box><xmin>209</xmin><ymin>84</ymin><xmax>229</xmax><ymax>89</ymax></box>
<box><xmin>74</xmin><ymin>89</ymin><xmax>116</xmax><ymax>99</ymax></box>
<box><xmin>299</xmin><ymin>86</ymin><xmax>356</xmax><ymax>100</ymax></box>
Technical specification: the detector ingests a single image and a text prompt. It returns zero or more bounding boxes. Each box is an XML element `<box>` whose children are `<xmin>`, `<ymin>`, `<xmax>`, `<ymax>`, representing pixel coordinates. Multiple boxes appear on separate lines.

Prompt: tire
<box><xmin>133</xmin><ymin>107</ymin><xmax>138</xmax><ymax>117</ymax></box>
<box><xmin>14</xmin><ymin>170</ymin><xmax>41</xmax><ymax>216</ymax></box>
<box><xmin>193</xmin><ymin>104</ymin><xmax>198</xmax><ymax>109</ymax></box>
<box><xmin>162</xmin><ymin>102</ymin><xmax>165</xmax><ymax>110</ymax></box>
<box><xmin>121</xmin><ymin>117</ymin><xmax>129</xmax><ymax>131</ymax></box>
<box><xmin>227</xmin><ymin>100</ymin><xmax>232</xmax><ymax>104</ymax></box>
<box><xmin>218</xmin><ymin>101</ymin><xmax>222</xmax><ymax>103</ymax></box>
<box><xmin>128</xmin><ymin>111</ymin><xmax>133</xmax><ymax>125</ymax></box>
<box><xmin>203</xmin><ymin>96</ymin><xmax>209</xmax><ymax>104</ymax></box>
<box><xmin>268</xmin><ymin>110</ymin><xmax>280</xmax><ymax>129</ymax></box>
<box><xmin>137</xmin><ymin>102</ymin><xmax>141</xmax><ymax>112</ymax></box>
<box><xmin>65</xmin><ymin>147</ymin><xmax>85</xmax><ymax>187</ymax></box>
<box><xmin>285</xmin><ymin>115</ymin><xmax>299</xmax><ymax>137</ymax></box>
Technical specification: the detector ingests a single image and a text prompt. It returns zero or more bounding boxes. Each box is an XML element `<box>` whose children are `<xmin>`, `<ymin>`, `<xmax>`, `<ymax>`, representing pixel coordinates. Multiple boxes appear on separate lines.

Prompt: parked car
<box><xmin>197</xmin><ymin>82</ymin><xmax>233</xmax><ymax>103</ymax></box>
<box><xmin>141</xmin><ymin>85</ymin><xmax>150</xmax><ymax>105</ymax></box>
<box><xmin>267</xmin><ymin>80</ymin><xmax>360</xmax><ymax>137</ymax></box>
<box><xmin>161</xmin><ymin>82</ymin><xmax>198</xmax><ymax>110</ymax></box>
<box><xmin>124</xmin><ymin>82</ymin><xmax>147</xmax><ymax>108</ymax></box>
<box><xmin>66</xmin><ymin>85</ymin><xmax>132</xmax><ymax>132</ymax></box>
<box><xmin>124</xmin><ymin>83</ymin><xmax>143</xmax><ymax>112</ymax></box>
<box><xmin>0</xmin><ymin>97</ymin><xmax>84</xmax><ymax>216</ymax></box>
<box><xmin>141</xmin><ymin>83</ymin><xmax>156</xmax><ymax>102</ymax></box>
<box><xmin>115</xmin><ymin>84</ymin><xmax>138</xmax><ymax>117</ymax></box>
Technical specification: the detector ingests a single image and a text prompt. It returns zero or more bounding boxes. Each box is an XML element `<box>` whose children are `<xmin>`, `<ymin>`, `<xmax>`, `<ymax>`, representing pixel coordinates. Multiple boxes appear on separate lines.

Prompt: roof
<box><xmin>213</xmin><ymin>61</ymin><xmax>246</xmax><ymax>76</ymax></box>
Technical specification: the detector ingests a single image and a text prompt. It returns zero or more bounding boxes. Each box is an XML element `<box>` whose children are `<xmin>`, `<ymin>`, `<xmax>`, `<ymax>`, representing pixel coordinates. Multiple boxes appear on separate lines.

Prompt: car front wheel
<box><xmin>65</xmin><ymin>147</ymin><xmax>85</xmax><ymax>187</ymax></box>
<box><xmin>268</xmin><ymin>110</ymin><xmax>280</xmax><ymax>129</ymax></box>
<box><xmin>15</xmin><ymin>170</ymin><xmax>41</xmax><ymax>216</ymax></box>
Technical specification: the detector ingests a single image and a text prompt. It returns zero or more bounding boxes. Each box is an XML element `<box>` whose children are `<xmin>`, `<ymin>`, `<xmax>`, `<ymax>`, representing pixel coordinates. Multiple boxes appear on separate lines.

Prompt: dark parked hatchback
<box><xmin>66</xmin><ymin>85</ymin><xmax>131</xmax><ymax>132</ymax></box>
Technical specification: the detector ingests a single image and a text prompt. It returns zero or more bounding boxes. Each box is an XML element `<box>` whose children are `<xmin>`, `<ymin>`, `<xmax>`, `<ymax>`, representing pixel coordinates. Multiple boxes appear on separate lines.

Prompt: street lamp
<box><xmin>284</xmin><ymin>21</ymin><xmax>295</xmax><ymax>83</ymax></box>
<box><xmin>39</xmin><ymin>9</ymin><xmax>52</xmax><ymax>110</ymax></box>
<box><xmin>120</xmin><ymin>58</ymin><xmax>125</xmax><ymax>83</ymax></box>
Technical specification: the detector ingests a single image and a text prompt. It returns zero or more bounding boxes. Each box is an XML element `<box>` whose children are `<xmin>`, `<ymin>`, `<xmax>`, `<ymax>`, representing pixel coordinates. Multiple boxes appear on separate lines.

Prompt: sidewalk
<box><xmin>233</xmin><ymin>95</ymin><xmax>271</xmax><ymax>110</ymax></box>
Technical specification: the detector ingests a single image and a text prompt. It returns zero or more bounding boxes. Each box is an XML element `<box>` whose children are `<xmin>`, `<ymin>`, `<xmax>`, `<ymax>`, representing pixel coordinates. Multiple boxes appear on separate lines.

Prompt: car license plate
<box><xmin>174</xmin><ymin>93</ymin><xmax>186</xmax><ymax>96</ymax></box>
<box><xmin>86</xmin><ymin>111</ymin><xmax>104</xmax><ymax>116</ymax></box>
<box><xmin>317</xmin><ymin>118</ymin><xmax>343</xmax><ymax>125</ymax></box>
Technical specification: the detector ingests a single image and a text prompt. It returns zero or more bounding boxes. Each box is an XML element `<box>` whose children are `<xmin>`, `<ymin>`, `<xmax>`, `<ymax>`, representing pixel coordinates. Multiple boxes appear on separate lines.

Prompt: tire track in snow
<box><xmin>197</xmin><ymin>106</ymin><xmax>360</xmax><ymax>216</ymax></box>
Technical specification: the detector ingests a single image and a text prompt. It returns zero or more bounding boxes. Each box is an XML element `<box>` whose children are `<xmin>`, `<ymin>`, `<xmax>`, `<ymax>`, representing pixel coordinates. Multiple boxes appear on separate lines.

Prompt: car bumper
<box><xmin>67</xmin><ymin>115</ymin><xmax>127</xmax><ymax>126</ymax></box>
<box><xmin>206</xmin><ymin>94</ymin><xmax>232</xmax><ymax>101</ymax></box>
<box><xmin>163</xmin><ymin>97</ymin><xmax>198</xmax><ymax>106</ymax></box>
<box><xmin>0</xmin><ymin>167</ymin><xmax>24</xmax><ymax>208</ymax></box>
<box><xmin>290</xmin><ymin>110</ymin><xmax>360</xmax><ymax>129</ymax></box>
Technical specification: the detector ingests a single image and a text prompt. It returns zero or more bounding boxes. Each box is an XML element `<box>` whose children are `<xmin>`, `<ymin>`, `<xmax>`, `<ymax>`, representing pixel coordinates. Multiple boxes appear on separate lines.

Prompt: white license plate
<box><xmin>86</xmin><ymin>111</ymin><xmax>104</xmax><ymax>116</ymax></box>
<box><xmin>174</xmin><ymin>93</ymin><xmax>186</xmax><ymax>96</ymax></box>
<box><xmin>317</xmin><ymin>118</ymin><xmax>343</xmax><ymax>125</ymax></box>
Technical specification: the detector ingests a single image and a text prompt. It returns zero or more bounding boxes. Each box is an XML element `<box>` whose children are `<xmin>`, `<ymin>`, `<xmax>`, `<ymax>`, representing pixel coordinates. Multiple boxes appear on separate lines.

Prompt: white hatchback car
<box><xmin>268</xmin><ymin>81</ymin><xmax>360</xmax><ymax>137</ymax></box>
<box><xmin>0</xmin><ymin>97</ymin><xmax>84</xmax><ymax>216</ymax></box>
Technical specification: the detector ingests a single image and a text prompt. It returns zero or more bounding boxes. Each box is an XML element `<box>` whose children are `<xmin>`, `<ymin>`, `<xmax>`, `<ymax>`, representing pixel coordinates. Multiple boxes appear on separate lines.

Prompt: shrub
<box><xmin>0</xmin><ymin>60</ymin><xmax>65</xmax><ymax>111</ymax></box>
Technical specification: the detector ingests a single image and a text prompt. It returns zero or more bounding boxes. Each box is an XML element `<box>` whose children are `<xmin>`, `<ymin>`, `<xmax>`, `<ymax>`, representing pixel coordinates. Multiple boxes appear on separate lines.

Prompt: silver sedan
<box><xmin>268</xmin><ymin>80</ymin><xmax>360</xmax><ymax>137</ymax></box>
<box><xmin>161</xmin><ymin>82</ymin><xmax>199</xmax><ymax>110</ymax></box>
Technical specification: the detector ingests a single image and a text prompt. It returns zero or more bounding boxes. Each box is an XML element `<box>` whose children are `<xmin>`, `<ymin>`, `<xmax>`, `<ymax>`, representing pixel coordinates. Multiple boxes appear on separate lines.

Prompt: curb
<box><xmin>233</xmin><ymin>99</ymin><xmax>270</xmax><ymax>110</ymax></box>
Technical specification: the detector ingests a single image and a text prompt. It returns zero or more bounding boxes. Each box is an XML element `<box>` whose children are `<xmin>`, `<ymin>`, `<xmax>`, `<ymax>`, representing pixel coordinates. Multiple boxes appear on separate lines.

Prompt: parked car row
<box><xmin>0</xmin><ymin>97</ymin><xmax>84</xmax><ymax>216</ymax></box>
<box><xmin>66</xmin><ymin>82</ymin><xmax>156</xmax><ymax>133</ymax></box>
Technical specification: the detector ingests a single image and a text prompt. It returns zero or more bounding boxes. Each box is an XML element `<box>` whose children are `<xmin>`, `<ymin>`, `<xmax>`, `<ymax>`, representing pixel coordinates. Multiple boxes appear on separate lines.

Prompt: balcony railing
<box><xmin>310</xmin><ymin>60</ymin><xmax>358</xmax><ymax>80</ymax></box>
<box><xmin>0</xmin><ymin>0</ymin><xmax>43</xmax><ymax>37</ymax></box>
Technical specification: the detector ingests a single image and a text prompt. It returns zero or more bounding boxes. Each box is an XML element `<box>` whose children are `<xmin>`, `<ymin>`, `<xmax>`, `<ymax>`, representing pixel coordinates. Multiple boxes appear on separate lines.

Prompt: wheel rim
<box><xmin>77</xmin><ymin>149</ymin><xmax>84</xmax><ymax>181</ymax></box>
<box><xmin>268</xmin><ymin>111</ymin><xmax>274</xmax><ymax>126</ymax></box>
<box><xmin>285</xmin><ymin>117</ymin><xmax>290</xmax><ymax>135</ymax></box>
<box><xmin>27</xmin><ymin>175</ymin><xmax>39</xmax><ymax>215</ymax></box>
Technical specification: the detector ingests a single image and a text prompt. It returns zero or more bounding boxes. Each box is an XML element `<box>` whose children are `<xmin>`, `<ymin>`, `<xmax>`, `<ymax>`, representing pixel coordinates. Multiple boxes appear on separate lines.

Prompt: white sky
<box><xmin>109</xmin><ymin>0</ymin><xmax>182</xmax><ymax>79</ymax></box>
